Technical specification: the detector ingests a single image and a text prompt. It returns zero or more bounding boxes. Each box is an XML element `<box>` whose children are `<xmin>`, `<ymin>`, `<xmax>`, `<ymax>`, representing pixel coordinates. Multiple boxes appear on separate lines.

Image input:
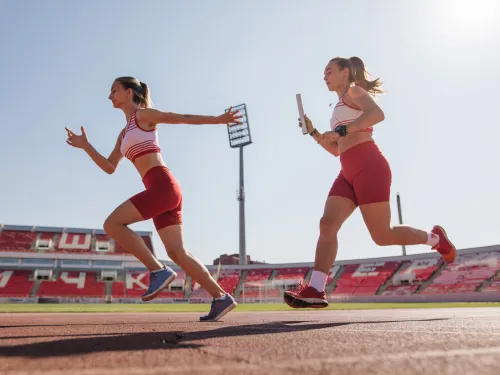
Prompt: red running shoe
<box><xmin>284</xmin><ymin>281</ymin><xmax>328</xmax><ymax>309</ymax></box>
<box><xmin>431</xmin><ymin>225</ymin><xmax>456</xmax><ymax>264</ymax></box>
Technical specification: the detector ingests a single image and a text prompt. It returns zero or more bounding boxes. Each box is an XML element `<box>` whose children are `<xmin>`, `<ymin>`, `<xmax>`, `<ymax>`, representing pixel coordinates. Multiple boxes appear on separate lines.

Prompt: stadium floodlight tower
<box><xmin>226</xmin><ymin>104</ymin><xmax>252</xmax><ymax>265</ymax></box>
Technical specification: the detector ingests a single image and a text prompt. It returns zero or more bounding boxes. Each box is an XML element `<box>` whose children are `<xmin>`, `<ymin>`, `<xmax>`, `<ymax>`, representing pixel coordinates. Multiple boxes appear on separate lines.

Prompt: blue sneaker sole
<box><xmin>141</xmin><ymin>272</ymin><xmax>177</xmax><ymax>302</ymax></box>
<box><xmin>200</xmin><ymin>301</ymin><xmax>238</xmax><ymax>322</ymax></box>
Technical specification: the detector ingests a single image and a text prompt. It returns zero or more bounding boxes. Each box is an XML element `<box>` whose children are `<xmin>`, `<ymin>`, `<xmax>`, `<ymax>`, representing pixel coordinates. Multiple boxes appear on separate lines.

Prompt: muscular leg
<box><xmin>103</xmin><ymin>200</ymin><xmax>164</xmax><ymax>271</ymax></box>
<box><xmin>313</xmin><ymin>195</ymin><xmax>357</xmax><ymax>274</ymax></box>
<box><xmin>284</xmin><ymin>195</ymin><xmax>356</xmax><ymax>306</ymax></box>
<box><xmin>353</xmin><ymin>148</ymin><xmax>429</xmax><ymax>247</ymax></box>
<box><xmin>354</xmin><ymin>152</ymin><xmax>455</xmax><ymax>262</ymax></box>
<box><xmin>359</xmin><ymin>201</ymin><xmax>428</xmax><ymax>246</ymax></box>
<box><xmin>306</xmin><ymin>171</ymin><xmax>359</xmax><ymax>295</ymax></box>
<box><xmin>157</xmin><ymin>224</ymin><xmax>226</xmax><ymax>299</ymax></box>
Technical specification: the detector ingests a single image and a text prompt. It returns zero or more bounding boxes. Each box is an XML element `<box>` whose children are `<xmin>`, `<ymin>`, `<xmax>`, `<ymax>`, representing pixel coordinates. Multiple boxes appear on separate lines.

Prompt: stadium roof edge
<box><xmin>0</xmin><ymin>224</ymin><xmax>152</xmax><ymax>237</ymax></box>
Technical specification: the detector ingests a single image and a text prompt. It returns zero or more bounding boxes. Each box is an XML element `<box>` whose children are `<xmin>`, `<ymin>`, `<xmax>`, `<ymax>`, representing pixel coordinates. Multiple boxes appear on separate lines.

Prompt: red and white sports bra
<box><xmin>330</xmin><ymin>94</ymin><xmax>373</xmax><ymax>134</ymax></box>
<box><xmin>120</xmin><ymin>110</ymin><xmax>161</xmax><ymax>162</ymax></box>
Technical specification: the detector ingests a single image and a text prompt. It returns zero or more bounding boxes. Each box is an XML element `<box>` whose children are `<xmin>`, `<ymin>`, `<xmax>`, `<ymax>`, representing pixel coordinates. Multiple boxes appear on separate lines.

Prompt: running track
<box><xmin>1</xmin><ymin>308</ymin><xmax>500</xmax><ymax>375</ymax></box>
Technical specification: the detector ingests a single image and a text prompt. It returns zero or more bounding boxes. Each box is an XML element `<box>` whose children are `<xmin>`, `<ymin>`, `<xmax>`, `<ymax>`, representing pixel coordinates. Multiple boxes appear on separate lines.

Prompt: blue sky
<box><xmin>1</xmin><ymin>0</ymin><xmax>499</xmax><ymax>265</ymax></box>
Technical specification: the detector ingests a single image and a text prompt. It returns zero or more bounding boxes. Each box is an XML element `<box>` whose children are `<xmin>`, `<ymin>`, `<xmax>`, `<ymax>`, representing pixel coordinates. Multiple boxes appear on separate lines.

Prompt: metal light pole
<box><xmin>396</xmin><ymin>192</ymin><xmax>406</xmax><ymax>256</ymax></box>
<box><xmin>226</xmin><ymin>104</ymin><xmax>252</xmax><ymax>265</ymax></box>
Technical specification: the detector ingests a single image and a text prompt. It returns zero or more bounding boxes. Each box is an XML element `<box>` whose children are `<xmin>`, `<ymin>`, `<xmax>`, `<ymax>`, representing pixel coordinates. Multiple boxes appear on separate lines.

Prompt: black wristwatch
<box><xmin>334</xmin><ymin>124</ymin><xmax>348</xmax><ymax>137</ymax></box>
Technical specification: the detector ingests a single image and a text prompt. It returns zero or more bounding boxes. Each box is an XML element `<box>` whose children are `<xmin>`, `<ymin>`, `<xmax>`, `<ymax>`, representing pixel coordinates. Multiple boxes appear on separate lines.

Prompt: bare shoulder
<box><xmin>136</xmin><ymin>108</ymin><xmax>159</xmax><ymax>117</ymax></box>
<box><xmin>135</xmin><ymin>108</ymin><xmax>153</xmax><ymax>121</ymax></box>
<box><xmin>347</xmin><ymin>85</ymin><xmax>368</xmax><ymax>99</ymax></box>
<box><xmin>135</xmin><ymin>108</ymin><xmax>157</xmax><ymax>130</ymax></box>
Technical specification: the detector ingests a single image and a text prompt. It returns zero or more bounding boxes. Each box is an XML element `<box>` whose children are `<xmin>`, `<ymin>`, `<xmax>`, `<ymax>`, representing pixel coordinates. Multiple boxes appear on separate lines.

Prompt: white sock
<box><xmin>309</xmin><ymin>270</ymin><xmax>328</xmax><ymax>292</ymax></box>
<box><xmin>426</xmin><ymin>232</ymin><xmax>439</xmax><ymax>247</ymax></box>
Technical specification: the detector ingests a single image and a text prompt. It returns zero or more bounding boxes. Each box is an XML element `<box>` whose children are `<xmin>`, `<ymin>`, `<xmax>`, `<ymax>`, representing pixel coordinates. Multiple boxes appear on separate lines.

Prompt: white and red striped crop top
<box><xmin>120</xmin><ymin>110</ymin><xmax>161</xmax><ymax>162</ymax></box>
<box><xmin>330</xmin><ymin>94</ymin><xmax>373</xmax><ymax>134</ymax></box>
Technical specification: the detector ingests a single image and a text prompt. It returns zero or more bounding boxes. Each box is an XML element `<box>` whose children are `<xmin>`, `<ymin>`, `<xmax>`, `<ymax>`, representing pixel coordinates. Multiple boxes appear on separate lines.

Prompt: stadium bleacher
<box><xmin>37</xmin><ymin>272</ymin><xmax>105</xmax><ymax>297</ymax></box>
<box><xmin>379</xmin><ymin>258</ymin><xmax>443</xmax><ymax>296</ymax></box>
<box><xmin>482</xmin><ymin>272</ymin><xmax>500</xmax><ymax>292</ymax></box>
<box><xmin>422</xmin><ymin>252</ymin><xmax>500</xmax><ymax>294</ymax></box>
<box><xmin>2</xmin><ymin>223</ymin><xmax>500</xmax><ymax>302</ymax></box>
<box><xmin>382</xmin><ymin>285</ymin><xmax>419</xmax><ymax>296</ymax></box>
<box><xmin>273</xmin><ymin>267</ymin><xmax>309</xmax><ymax>286</ymax></box>
<box><xmin>399</xmin><ymin>258</ymin><xmax>442</xmax><ymax>281</ymax></box>
<box><xmin>216</xmin><ymin>269</ymin><xmax>241</xmax><ymax>294</ymax></box>
<box><xmin>243</xmin><ymin>269</ymin><xmax>273</xmax><ymax>286</ymax></box>
<box><xmin>0</xmin><ymin>270</ymin><xmax>34</xmax><ymax>297</ymax></box>
<box><xmin>331</xmin><ymin>262</ymin><xmax>401</xmax><ymax>296</ymax></box>
<box><xmin>239</xmin><ymin>268</ymin><xmax>274</xmax><ymax>298</ymax></box>
<box><xmin>190</xmin><ymin>285</ymin><xmax>212</xmax><ymax>299</ymax></box>
<box><xmin>0</xmin><ymin>226</ymin><xmax>149</xmax><ymax>256</ymax></box>
<box><xmin>111</xmin><ymin>279</ymin><xmax>126</xmax><ymax>298</ymax></box>
<box><xmin>0</xmin><ymin>230</ymin><xmax>37</xmax><ymax>252</ymax></box>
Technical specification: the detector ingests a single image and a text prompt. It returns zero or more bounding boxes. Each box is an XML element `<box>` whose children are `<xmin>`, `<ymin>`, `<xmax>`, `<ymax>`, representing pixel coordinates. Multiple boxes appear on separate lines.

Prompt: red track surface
<box><xmin>1</xmin><ymin>308</ymin><xmax>500</xmax><ymax>375</ymax></box>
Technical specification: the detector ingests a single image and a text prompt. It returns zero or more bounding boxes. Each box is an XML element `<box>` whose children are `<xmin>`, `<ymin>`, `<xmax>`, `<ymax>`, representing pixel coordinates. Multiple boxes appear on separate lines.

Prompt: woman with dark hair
<box><xmin>285</xmin><ymin>58</ymin><xmax>456</xmax><ymax>308</ymax></box>
<box><xmin>65</xmin><ymin>76</ymin><xmax>242</xmax><ymax>321</ymax></box>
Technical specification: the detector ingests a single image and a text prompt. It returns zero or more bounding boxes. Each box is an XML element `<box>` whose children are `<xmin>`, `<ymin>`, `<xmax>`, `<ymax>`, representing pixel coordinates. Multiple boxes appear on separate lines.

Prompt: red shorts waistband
<box><xmin>339</xmin><ymin>141</ymin><xmax>388</xmax><ymax>175</ymax></box>
<box><xmin>339</xmin><ymin>140</ymin><xmax>379</xmax><ymax>159</ymax></box>
<box><xmin>141</xmin><ymin>166</ymin><xmax>174</xmax><ymax>189</ymax></box>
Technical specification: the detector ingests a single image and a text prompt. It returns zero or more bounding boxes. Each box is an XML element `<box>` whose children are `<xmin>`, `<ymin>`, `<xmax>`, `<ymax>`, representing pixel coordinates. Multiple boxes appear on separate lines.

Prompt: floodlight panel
<box><xmin>226</xmin><ymin>104</ymin><xmax>252</xmax><ymax>148</ymax></box>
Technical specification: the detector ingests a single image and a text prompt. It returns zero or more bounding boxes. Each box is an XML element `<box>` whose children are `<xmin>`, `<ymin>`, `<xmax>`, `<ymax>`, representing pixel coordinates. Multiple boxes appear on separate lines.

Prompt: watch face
<box><xmin>335</xmin><ymin>125</ymin><xmax>347</xmax><ymax>136</ymax></box>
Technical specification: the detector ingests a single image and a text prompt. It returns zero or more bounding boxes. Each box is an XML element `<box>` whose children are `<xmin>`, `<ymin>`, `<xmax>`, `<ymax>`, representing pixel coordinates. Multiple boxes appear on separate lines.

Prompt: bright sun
<box><xmin>448</xmin><ymin>0</ymin><xmax>499</xmax><ymax>28</ymax></box>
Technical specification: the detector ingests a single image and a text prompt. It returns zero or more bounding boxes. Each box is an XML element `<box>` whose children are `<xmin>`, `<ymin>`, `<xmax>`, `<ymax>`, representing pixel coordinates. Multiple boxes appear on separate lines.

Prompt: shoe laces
<box><xmin>294</xmin><ymin>280</ymin><xmax>309</xmax><ymax>293</ymax></box>
<box><xmin>149</xmin><ymin>272</ymin><xmax>158</xmax><ymax>284</ymax></box>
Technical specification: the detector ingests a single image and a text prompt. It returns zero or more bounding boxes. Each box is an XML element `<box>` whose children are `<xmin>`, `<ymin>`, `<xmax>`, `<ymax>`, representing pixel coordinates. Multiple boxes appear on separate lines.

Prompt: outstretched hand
<box><xmin>65</xmin><ymin>126</ymin><xmax>89</xmax><ymax>149</ymax></box>
<box><xmin>218</xmin><ymin>107</ymin><xmax>243</xmax><ymax>126</ymax></box>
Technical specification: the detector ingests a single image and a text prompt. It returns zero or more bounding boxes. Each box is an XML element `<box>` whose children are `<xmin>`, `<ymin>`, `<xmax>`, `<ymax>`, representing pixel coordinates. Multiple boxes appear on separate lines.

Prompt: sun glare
<box><xmin>448</xmin><ymin>0</ymin><xmax>498</xmax><ymax>29</ymax></box>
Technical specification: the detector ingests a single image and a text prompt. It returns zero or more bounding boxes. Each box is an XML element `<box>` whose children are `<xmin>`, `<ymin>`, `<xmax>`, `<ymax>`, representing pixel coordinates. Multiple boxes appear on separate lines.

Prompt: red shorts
<box><xmin>328</xmin><ymin>141</ymin><xmax>392</xmax><ymax>206</ymax></box>
<box><xmin>130</xmin><ymin>166</ymin><xmax>183</xmax><ymax>230</ymax></box>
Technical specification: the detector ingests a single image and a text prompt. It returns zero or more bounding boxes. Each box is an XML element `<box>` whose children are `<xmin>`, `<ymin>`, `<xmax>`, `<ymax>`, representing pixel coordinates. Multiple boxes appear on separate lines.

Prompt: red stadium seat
<box><xmin>0</xmin><ymin>231</ymin><xmax>36</xmax><ymax>252</ymax></box>
<box><xmin>37</xmin><ymin>272</ymin><xmax>105</xmax><ymax>297</ymax></box>
<box><xmin>331</xmin><ymin>262</ymin><xmax>401</xmax><ymax>296</ymax></box>
<box><xmin>0</xmin><ymin>270</ymin><xmax>34</xmax><ymax>297</ymax></box>
<box><xmin>0</xmin><ymin>229</ymin><xmax>152</xmax><ymax>256</ymax></box>
<box><xmin>243</xmin><ymin>269</ymin><xmax>273</xmax><ymax>286</ymax></box>
<box><xmin>423</xmin><ymin>252</ymin><xmax>500</xmax><ymax>294</ymax></box>
<box><xmin>216</xmin><ymin>270</ymin><xmax>241</xmax><ymax>294</ymax></box>
<box><xmin>382</xmin><ymin>285</ymin><xmax>419</xmax><ymax>296</ymax></box>
<box><xmin>3</xmin><ymin>225</ymin><xmax>500</xmax><ymax>301</ymax></box>
<box><xmin>273</xmin><ymin>267</ymin><xmax>309</xmax><ymax>285</ymax></box>
<box><xmin>397</xmin><ymin>258</ymin><xmax>442</xmax><ymax>282</ymax></box>
<box><xmin>482</xmin><ymin>279</ymin><xmax>500</xmax><ymax>292</ymax></box>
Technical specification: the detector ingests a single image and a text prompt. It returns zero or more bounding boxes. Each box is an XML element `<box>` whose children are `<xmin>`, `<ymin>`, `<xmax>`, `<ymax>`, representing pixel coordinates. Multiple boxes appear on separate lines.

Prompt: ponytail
<box><xmin>349</xmin><ymin>56</ymin><xmax>384</xmax><ymax>96</ymax></box>
<box><xmin>114</xmin><ymin>76</ymin><xmax>152</xmax><ymax>108</ymax></box>
<box><xmin>330</xmin><ymin>57</ymin><xmax>384</xmax><ymax>96</ymax></box>
<box><xmin>139</xmin><ymin>82</ymin><xmax>151</xmax><ymax>108</ymax></box>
